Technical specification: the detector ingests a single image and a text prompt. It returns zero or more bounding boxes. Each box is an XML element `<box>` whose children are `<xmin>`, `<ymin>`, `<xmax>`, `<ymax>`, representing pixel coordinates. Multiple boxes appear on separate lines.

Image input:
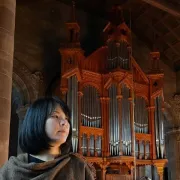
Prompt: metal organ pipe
<box><xmin>115</xmin><ymin>88</ymin><xmax>119</xmax><ymax>155</ymax></box>
<box><xmin>82</xmin><ymin>133</ymin><xmax>87</xmax><ymax>156</ymax></box>
<box><xmin>121</xmin><ymin>84</ymin><xmax>131</xmax><ymax>156</ymax></box>
<box><xmin>90</xmin><ymin>135</ymin><xmax>94</xmax><ymax>156</ymax></box>
<box><xmin>112</xmin><ymin>86</ymin><xmax>115</xmax><ymax>155</ymax></box>
<box><xmin>109</xmin><ymin>85</ymin><xmax>120</xmax><ymax>156</ymax></box>
<box><xmin>74</xmin><ymin>76</ymin><xmax>78</xmax><ymax>152</ymax></box>
<box><xmin>81</xmin><ymin>86</ymin><xmax>102</xmax><ymax>156</ymax></box>
<box><xmin>87</xmin><ymin>87</ymin><xmax>89</xmax><ymax>127</ymax></box>
<box><xmin>134</xmin><ymin>97</ymin><xmax>148</xmax><ymax>134</ymax></box>
<box><xmin>155</xmin><ymin>97</ymin><xmax>160</xmax><ymax>158</ymax></box>
<box><xmin>146</xmin><ymin>141</ymin><xmax>150</xmax><ymax>159</ymax></box>
<box><xmin>67</xmin><ymin>76</ymin><xmax>78</xmax><ymax>153</ymax></box>
<box><xmin>155</xmin><ymin>96</ymin><xmax>165</xmax><ymax>159</ymax></box>
<box><xmin>109</xmin><ymin>86</ymin><xmax>112</xmax><ymax>155</ymax></box>
<box><xmin>112</xmin><ymin>85</ymin><xmax>115</xmax><ymax>155</ymax></box>
<box><xmin>107</xmin><ymin>40</ymin><xmax>130</xmax><ymax>70</ymax></box>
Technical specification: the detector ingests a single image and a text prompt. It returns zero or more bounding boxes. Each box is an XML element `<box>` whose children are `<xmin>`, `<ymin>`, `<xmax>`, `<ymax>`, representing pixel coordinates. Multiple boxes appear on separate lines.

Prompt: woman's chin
<box><xmin>54</xmin><ymin>137</ymin><xmax>67</xmax><ymax>144</ymax></box>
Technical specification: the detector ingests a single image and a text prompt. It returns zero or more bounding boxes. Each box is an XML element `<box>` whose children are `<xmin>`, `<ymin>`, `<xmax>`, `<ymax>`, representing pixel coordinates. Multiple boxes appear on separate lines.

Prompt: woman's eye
<box><xmin>52</xmin><ymin>115</ymin><xmax>59</xmax><ymax>119</ymax></box>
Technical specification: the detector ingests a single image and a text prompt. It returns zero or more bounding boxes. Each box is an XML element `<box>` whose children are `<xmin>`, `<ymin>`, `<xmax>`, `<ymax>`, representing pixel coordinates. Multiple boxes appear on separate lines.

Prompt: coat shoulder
<box><xmin>70</xmin><ymin>153</ymin><xmax>96</xmax><ymax>179</ymax></box>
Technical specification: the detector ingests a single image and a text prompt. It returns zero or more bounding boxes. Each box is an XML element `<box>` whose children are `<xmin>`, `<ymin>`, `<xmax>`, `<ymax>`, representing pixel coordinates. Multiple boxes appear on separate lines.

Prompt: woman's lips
<box><xmin>58</xmin><ymin>130</ymin><xmax>66</xmax><ymax>134</ymax></box>
<box><xmin>59</xmin><ymin>130</ymin><xmax>66</xmax><ymax>132</ymax></box>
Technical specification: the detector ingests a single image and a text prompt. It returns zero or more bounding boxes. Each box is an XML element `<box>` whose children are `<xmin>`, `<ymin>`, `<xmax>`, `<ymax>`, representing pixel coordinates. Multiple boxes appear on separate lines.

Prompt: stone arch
<box><xmin>9</xmin><ymin>59</ymin><xmax>43</xmax><ymax>156</ymax></box>
<box><xmin>13</xmin><ymin>59</ymin><xmax>43</xmax><ymax>103</ymax></box>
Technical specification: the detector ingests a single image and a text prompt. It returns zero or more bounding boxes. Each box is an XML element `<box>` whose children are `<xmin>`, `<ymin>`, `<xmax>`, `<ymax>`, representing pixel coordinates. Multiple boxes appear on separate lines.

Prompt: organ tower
<box><xmin>59</xmin><ymin>4</ymin><xmax>167</xmax><ymax>180</ymax></box>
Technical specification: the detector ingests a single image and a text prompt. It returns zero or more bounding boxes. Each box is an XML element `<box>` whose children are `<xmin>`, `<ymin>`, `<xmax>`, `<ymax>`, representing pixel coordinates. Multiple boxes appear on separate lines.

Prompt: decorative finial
<box><xmin>71</xmin><ymin>0</ymin><xmax>76</xmax><ymax>22</ymax></box>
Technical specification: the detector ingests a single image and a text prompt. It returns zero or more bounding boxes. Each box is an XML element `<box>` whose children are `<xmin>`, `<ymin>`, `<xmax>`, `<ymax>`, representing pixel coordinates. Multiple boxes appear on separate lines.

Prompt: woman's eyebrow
<box><xmin>51</xmin><ymin>110</ymin><xmax>69</xmax><ymax>119</ymax></box>
<box><xmin>52</xmin><ymin>111</ymin><xmax>60</xmax><ymax>114</ymax></box>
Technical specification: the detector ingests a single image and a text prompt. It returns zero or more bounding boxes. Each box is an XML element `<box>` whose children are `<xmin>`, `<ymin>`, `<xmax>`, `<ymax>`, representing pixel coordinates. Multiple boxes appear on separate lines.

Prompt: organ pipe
<box><xmin>81</xmin><ymin>86</ymin><xmax>102</xmax><ymax>157</ymax></box>
<box><xmin>81</xmin><ymin>86</ymin><xmax>101</xmax><ymax>128</ymax></box>
<box><xmin>134</xmin><ymin>97</ymin><xmax>149</xmax><ymax>134</ymax></box>
<box><xmin>67</xmin><ymin>75</ymin><xmax>78</xmax><ymax>153</ymax></box>
<box><xmin>109</xmin><ymin>84</ymin><xmax>120</xmax><ymax>156</ymax></box>
<box><xmin>121</xmin><ymin>84</ymin><xmax>131</xmax><ymax>156</ymax></box>
<box><xmin>107</xmin><ymin>40</ymin><xmax>130</xmax><ymax>70</ymax></box>
<box><xmin>155</xmin><ymin>96</ymin><xmax>165</xmax><ymax>159</ymax></box>
<box><xmin>82</xmin><ymin>133</ymin><xmax>87</xmax><ymax>156</ymax></box>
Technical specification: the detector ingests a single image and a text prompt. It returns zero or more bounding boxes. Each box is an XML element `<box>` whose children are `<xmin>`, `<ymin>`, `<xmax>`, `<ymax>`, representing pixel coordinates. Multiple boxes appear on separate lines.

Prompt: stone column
<box><xmin>176</xmin><ymin>71</ymin><xmax>180</xmax><ymax>94</ymax></box>
<box><xmin>16</xmin><ymin>105</ymin><xmax>29</xmax><ymax>154</ymax></box>
<box><xmin>0</xmin><ymin>0</ymin><xmax>16</xmax><ymax>166</ymax></box>
<box><xmin>166</xmin><ymin>95</ymin><xmax>180</xmax><ymax>180</ymax></box>
<box><xmin>166</xmin><ymin>129</ymin><xmax>180</xmax><ymax>180</ymax></box>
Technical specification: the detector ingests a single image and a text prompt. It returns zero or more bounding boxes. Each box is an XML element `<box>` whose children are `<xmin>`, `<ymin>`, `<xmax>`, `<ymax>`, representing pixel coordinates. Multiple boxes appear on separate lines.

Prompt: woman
<box><xmin>0</xmin><ymin>97</ymin><xmax>95</xmax><ymax>180</ymax></box>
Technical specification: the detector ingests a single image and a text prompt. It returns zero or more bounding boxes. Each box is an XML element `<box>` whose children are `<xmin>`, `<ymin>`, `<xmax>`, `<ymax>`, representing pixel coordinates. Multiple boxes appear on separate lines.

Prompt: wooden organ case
<box><xmin>59</xmin><ymin>4</ymin><xmax>167</xmax><ymax>180</ymax></box>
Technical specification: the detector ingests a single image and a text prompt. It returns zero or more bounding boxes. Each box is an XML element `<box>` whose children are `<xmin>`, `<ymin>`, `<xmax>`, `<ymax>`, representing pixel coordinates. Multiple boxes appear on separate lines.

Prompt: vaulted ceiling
<box><xmin>17</xmin><ymin>0</ymin><xmax>180</xmax><ymax>71</ymax></box>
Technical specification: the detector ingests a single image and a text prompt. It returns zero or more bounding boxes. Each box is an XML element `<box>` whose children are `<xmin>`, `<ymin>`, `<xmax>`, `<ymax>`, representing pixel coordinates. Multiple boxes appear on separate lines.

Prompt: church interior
<box><xmin>0</xmin><ymin>0</ymin><xmax>180</xmax><ymax>179</ymax></box>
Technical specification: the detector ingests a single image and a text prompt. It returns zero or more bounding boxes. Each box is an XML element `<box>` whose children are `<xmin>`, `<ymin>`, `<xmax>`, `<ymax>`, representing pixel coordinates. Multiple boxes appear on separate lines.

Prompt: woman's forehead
<box><xmin>53</xmin><ymin>104</ymin><xmax>63</xmax><ymax>113</ymax></box>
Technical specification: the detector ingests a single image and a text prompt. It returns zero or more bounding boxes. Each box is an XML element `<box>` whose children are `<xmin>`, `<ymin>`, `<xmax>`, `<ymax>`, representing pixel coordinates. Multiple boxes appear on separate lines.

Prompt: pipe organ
<box><xmin>59</xmin><ymin>5</ymin><xmax>167</xmax><ymax>180</ymax></box>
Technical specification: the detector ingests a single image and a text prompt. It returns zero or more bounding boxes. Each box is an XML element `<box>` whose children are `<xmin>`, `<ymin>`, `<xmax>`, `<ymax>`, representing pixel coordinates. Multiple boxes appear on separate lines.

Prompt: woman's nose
<box><xmin>60</xmin><ymin>119</ymin><xmax>66</xmax><ymax>126</ymax></box>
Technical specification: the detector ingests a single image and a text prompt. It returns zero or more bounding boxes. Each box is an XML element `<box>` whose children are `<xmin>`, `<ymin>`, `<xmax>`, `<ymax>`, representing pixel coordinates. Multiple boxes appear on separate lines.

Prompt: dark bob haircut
<box><xmin>19</xmin><ymin>96</ymin><xmax>72</xmax><ymax>155</ymax></box>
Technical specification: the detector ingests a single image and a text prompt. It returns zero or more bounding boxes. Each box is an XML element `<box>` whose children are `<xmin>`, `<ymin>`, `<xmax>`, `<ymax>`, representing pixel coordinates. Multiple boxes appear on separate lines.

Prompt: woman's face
<box><xmin>45</xmin><ymin>104</ymin><xmax>70</xmax><ymax>147</ymax></box>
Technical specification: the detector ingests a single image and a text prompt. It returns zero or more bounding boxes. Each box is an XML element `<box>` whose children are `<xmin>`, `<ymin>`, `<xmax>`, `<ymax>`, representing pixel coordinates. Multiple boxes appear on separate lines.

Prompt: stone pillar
<box><xmin>166</xmin><ymin>95</ymin><xmax>180</xmax><ymax>180</ymax></box>
<box><xmin>166</xmin><ymin>129</ymin><xmax>180</xmax><ymax>180</ymax></box>
<box><xmin>176</xmin><ymin>71</ymin><xmax>180</xmax><ymax>94</ymax></box>
<box><xmin>16</xmin><ymin>105</ymin><xmax>29</xmax><ymax>154</ymax></box>
<box><xmin>0</xmin><ymin>0</ymin><xmax>16</xmax><ymax>166</ymax></box>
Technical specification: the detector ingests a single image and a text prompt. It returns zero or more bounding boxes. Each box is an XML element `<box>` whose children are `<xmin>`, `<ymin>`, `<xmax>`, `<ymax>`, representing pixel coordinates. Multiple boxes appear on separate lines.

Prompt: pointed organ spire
<box><xmin>71</xmin><ymin>1</ymin><xmax>76</xmax><ymax>22</ymax></box>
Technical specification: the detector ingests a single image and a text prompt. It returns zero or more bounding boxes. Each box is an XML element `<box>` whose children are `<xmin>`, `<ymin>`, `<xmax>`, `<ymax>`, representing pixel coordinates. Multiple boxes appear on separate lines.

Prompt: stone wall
<box><xmin>15</xmin><ymin>0</ymin><xmax>106</xmax><ymax>94</ymax></box>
